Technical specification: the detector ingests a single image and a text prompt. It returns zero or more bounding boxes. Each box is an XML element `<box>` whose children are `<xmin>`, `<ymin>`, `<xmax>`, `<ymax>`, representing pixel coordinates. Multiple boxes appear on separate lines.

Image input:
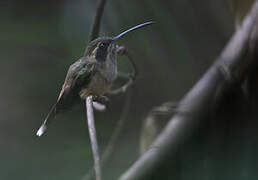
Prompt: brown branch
<box><xmin>119</xmin><ymin>1</ymin><xmax>258</xmax><ymax>180</ymax></box>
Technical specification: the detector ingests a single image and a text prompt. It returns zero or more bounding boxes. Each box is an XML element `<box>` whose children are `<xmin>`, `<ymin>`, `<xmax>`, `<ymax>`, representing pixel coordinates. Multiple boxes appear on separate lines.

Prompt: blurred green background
<box><xmin>0</xmin><ymin>0</ymin><xmax>246</xmax><ymax>179</ymax></box>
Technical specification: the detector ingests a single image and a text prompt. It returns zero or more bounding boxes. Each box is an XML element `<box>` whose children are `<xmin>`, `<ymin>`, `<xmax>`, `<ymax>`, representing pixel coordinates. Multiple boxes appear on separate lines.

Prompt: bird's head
<box><xmin>84</xmin><ymin>21</ymin><xmax>154</xmax><ymax>64</ymax></box>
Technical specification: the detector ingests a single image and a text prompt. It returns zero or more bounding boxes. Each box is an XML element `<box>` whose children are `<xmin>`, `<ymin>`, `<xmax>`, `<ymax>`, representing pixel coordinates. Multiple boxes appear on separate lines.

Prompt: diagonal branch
<box><xmin>84</xmin><ymin>0</ymin><xmax>107</xmax><ymax>56</ymax></box>
<box><xmin>119</xmin><ymin>1</ymin><xmax>258</xmax><ymax>180</ymax></box>
<box><xmin>89</xmin><ymin>0</ymin><xmax>107</xmax><ymax>42</ymax></box>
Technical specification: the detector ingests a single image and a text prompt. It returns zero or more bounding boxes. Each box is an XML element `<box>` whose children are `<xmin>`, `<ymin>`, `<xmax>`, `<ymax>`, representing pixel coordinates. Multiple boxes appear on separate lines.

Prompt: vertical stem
<box><xmin>86</xmin><ymin>96</ymin><xmax>102</xmax><ymax>180</ymax></box>
<box><xmin>89</xmin><ymin>0</ymin><xmax>107</xmax><ymax>41</ymax></box>
<box><xmin>82</xmin><ymin>90</ymin><xmax>133</xmax><ymax>180</ymax></box>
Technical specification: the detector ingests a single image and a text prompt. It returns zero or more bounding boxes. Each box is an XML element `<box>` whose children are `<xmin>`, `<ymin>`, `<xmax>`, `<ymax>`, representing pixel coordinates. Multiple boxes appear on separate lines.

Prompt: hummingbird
<box><xmin>36</xmin><ymin>21</ymin><xmax>154</xmax><ymax>136</ymax></box>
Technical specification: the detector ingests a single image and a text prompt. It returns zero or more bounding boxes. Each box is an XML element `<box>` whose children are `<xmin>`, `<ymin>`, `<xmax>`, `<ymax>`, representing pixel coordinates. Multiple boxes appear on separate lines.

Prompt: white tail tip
<box><xmin>36</xmin><ymin>124</ymin><xmax>47</xmax><ymax>137</ymax></box>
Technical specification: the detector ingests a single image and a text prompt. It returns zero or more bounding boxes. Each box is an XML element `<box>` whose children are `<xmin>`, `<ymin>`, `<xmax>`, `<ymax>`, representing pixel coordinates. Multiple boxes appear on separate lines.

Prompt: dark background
<box><xmin>1</xmin><ymin>0</ymin><xmax>248</xmax><ymax>179</ymax></box>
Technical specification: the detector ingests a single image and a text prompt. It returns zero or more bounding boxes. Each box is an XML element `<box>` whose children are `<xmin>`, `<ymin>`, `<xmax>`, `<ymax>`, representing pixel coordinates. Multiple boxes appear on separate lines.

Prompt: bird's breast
<box><xmin>79</xmin><ymin>72</ymin><xmax>113</xmax><ymax>99</ymax></box>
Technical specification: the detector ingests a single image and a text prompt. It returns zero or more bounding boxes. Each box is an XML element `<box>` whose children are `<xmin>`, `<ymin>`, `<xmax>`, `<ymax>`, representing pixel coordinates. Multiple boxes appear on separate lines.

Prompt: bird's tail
<box><xmin>36</xmin><ymin>103</ymin><xmax>57</xmax><ymax>137</ymax></box>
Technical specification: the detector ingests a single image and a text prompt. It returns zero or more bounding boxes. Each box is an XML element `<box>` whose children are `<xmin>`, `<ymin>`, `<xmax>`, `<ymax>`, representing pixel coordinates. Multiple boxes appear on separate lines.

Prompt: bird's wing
<box><xmin>37</xmin><ymin>58</ymin><xmax>96</xmax><ymax>136</ymax></box>
<box><xmin>58</xmin><ymin>59</ymin><xmax>95</xmax><ymax>101</ymax></box>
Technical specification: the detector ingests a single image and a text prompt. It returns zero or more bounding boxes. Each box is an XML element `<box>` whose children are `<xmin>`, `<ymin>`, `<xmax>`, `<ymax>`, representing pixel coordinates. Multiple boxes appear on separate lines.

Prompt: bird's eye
<box><xmin>96</xmin><ymin>42</ymin><xmax>110</xmax><ymax>62</ymax></box>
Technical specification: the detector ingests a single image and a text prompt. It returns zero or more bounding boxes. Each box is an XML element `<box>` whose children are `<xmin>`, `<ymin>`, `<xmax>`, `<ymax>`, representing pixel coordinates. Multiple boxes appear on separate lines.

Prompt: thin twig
<box><xmin>119</xmin><ymin>1</ymin><xmax>258</xmax><ymax>180</ymax></box>
<box><xmin>86</xmin><ymin>96</ymin><xmax>102</xmax><ymax>180</ymax></box>
<box><xmin>102</xmin><ymin>89</ymin><xmax>132</xmax><ymax>162</ymax></box>
<box><xmin>89</xmin><ymin>0</ymin><xmax>107</xmax><ymax>42</ymax></box>
<box><xmin>108</xmin><ymin>46</ymin><xmax>137</xmax><ymax>95</ymax></box>
<box><xmin>84</xmin><ymin>0</ymin><xmax>107</xmax><ymax>56</ymax></box>
<box><xmin>82</xmin><ymin>90</ymin><xmax>133</xmax><ymax>180</ymax></box>
<box><xmin>82</xmin><ymin>47</ymin><xmax>136</xmax><ymax>180</ymax></box>
<box><xmin>82</xmin><ymin>0</ymin><xmax>108</xmax><ymax>179</ymax></box>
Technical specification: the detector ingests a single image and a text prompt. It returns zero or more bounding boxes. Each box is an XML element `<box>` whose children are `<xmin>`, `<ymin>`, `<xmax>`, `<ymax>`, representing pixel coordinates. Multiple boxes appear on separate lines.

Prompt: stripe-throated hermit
<box><xmin>36</xmin><ymin>21</ymin><xmax>154</xmax><ymax>136</ymax></box>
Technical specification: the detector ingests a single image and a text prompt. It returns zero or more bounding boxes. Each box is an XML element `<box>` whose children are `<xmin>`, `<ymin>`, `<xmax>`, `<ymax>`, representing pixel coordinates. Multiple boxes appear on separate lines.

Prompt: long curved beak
<box><xmin>112</xmin><ymin>21</ymin><xmax>155</xmax><ymax>41</ymax></box>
